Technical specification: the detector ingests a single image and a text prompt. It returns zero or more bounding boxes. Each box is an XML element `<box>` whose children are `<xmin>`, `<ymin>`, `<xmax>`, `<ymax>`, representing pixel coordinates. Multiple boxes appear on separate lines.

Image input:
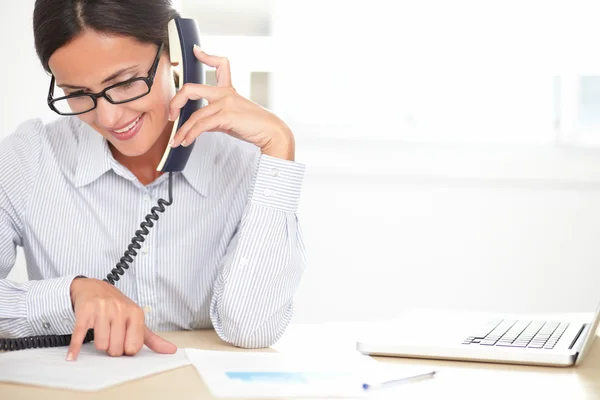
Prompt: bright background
<box><xmin>3</xmin><ymin>0</ymin><xmax>600</xmax><ymax>323</ymax></box>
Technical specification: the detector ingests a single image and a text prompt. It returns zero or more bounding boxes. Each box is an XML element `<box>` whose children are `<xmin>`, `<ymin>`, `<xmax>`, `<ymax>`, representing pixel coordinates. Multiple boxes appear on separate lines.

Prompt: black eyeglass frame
<box><xmin>47</xmin><ymin>43</ymin><xmax>164</xmax><ymax>116</ymax></box>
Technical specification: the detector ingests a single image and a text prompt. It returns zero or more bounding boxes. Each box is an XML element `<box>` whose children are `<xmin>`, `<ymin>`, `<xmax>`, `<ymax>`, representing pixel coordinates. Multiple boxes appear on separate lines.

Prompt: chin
<box><xmin>103</xmin><ymin>132</ymin><xmax>149</xmax><ymax>156</ymax></box>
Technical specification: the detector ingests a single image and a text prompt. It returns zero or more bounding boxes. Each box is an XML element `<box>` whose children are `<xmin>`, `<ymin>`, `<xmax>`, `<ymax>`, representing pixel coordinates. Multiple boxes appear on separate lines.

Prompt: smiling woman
<box><xmin>0</xmin><ymin>0</ymin><xmax>306</xmax><ymax>358</ymax></box>
<box><xmin>47</xmin><ymin>34</ymin><xmax>174</xmax><ymax>166</ymax></box>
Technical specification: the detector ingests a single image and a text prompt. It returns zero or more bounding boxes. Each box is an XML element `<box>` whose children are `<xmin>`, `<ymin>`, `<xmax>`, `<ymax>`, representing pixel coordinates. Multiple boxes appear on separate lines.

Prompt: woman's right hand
<box><xmin>66</xmin><ymin>277</ymin><xmax>177</xmax><ymax>360</ymax></box>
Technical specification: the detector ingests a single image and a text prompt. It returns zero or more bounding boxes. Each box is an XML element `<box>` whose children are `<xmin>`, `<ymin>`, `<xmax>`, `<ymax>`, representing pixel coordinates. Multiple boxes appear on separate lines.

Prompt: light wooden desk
<box><xmin>1</xmin><ymin>322</ymin><xmax>599</xmax><ymax>400</ymax></box>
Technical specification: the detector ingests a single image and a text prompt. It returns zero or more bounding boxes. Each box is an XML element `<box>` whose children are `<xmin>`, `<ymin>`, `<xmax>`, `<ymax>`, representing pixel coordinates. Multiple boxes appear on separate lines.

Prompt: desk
<box><xmin>1</xmin><ymin>322</ymin><xmax>599</xmax><ymax>400</ymax></box>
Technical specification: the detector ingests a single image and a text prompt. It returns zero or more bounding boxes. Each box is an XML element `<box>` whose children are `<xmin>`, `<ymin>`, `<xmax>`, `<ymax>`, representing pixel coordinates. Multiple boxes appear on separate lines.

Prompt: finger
<box><xmin>169</xmin><ymin>83</ymin><xmax>225</xmax><ymax>121</ymax></box>
<box><xmin>107</xmin><ymin>318</ymin><xmax>126</xmax><ymax>357</ymax></box>
<box><xmin>174</xmin><ymin>112</ymin><xmax>227</xmax><ymax>148</ymax></box>
<box><xmin>170</xmin><ymin>102</ymin><xmax>221</xmax><ymax>147</ymax></box>
<box><xmin>144</xmin><ymin>327</ymin><xmax>177</xmax><ymax>354</ymax></box>
<box><xmin>193</xmin><ymin>45</ymin><xmax>232</xmax><ymax>87</ymax></box>
<box><xmin>93</xmin><ymin>311</ymin><xmax>110</xmax><ymax>352</ymax></box>
<box><xmin>124</xmin><ymin>311</ymin><xmax>145</xmax><ymax>356</ymax></box>
<box><xmin>67</xmin><ymin>316</ymin><xmax>93</xmax><ymax>361</ymax></box>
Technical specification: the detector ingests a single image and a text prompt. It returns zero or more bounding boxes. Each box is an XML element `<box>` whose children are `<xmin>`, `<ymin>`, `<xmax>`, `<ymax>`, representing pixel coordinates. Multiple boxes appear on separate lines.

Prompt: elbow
<box><xmin>223</xmin><ymin>326</ymin><xmax>281</xmax><ymax>349</ymax></box>
<box><xmin>215</xmin><ymin>304</ymin><xmax>294</xmax><ymax>349</ymax></box>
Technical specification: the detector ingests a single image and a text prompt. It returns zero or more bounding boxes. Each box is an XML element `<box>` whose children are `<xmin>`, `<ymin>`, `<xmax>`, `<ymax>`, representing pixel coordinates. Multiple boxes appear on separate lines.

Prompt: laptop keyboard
<box><xmin>462</xmin><ymin>320</ymin><xmax>570</xmax><ymax>349</ymax></box>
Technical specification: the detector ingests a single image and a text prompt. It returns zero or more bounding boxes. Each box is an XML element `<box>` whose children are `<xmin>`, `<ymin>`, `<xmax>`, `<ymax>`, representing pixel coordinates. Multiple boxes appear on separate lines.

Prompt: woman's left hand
<box><xmin>168</xmin><ymin>45</ymin><xmax>295</xmax><ymax>161</ymax></box>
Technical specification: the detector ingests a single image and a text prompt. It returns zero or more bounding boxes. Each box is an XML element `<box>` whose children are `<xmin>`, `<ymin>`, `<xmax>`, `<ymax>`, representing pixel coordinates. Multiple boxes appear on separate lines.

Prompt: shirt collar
<box><xmin>73</xmin><ymin>119</ymin><xmax>213</xmax><ymax>196</ymax></box>
<box><xmin>73</xmin><ymin>121</ymin><xmax>113</xmax><ymax>188</ymax></box>
<box><xmin>180</xmin><ymin>135</ymin><xmax>214</xmax><ymax>197</ymax></box>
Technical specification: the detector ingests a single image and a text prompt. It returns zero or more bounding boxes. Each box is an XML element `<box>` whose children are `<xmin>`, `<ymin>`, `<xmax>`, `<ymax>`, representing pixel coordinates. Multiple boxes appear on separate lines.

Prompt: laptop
<box><xmin>356</xmin><ymin>302</ymin><xmax>600</xmax><ymax>367</ymax></box>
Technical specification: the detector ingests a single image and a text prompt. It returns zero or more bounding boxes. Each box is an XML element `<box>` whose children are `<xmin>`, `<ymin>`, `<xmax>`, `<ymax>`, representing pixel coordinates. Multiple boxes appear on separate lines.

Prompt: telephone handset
<box><xmin>0</xmin><ymin>18</ymin><xmax>205</xmax><ymax>351</ymax></box>
<box><xmin>158</xmin><ymin>17</ymin><xmax>204</xmax><ymax>173</ymax></box>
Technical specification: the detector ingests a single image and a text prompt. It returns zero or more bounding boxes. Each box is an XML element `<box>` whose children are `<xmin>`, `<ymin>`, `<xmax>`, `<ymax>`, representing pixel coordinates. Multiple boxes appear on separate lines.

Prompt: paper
<box><xmin>0</xmin><ymin>343</ymin><xmax>190</xmax><ymax>391</ymax></box>
<box><xmin>186</xmin><ymin>348</ymin><xmax>433</xmax><ymax>398</ymax></box>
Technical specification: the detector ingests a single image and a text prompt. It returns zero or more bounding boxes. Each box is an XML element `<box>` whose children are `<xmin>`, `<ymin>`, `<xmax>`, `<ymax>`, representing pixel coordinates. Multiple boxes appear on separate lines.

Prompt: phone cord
<box><xmin>0</xmin><ymin>172</ymin><xmax>173</xmax><ymax>351</ymax></box>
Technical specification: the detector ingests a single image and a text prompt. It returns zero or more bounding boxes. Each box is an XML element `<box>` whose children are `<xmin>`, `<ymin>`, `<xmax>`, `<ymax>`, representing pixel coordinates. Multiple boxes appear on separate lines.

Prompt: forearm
<box><xmin>0</xmin><ymin>275</ymin><xmax>78</xmax><ymax>338</ymax></box>
<box><xmin>210</xmin><ymin>154</ymin><xmax>306</xmax><ymax>348</ymax></box>
<box><xmin>211</xmin><ymin>206</ymin><xmax>305</xmax><ymax>348</ymax></box>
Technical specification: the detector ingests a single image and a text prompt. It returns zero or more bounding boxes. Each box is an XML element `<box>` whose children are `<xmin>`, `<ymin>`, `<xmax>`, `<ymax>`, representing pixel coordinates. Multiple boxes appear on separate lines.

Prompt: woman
<box><xmin>0</xmin><ymin>0</ymin><xmax>306</xmax><ymax>360</ymax></box>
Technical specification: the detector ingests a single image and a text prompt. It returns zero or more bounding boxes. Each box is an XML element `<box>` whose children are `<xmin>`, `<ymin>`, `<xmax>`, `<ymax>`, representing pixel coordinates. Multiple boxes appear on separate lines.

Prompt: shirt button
<box><xmin>42</xmin><ymin>321</ymin><xmax>51</xmax><ymax>330</ymax></box>
<box><xmin>263</xmin><ymin>189</ymin><xmax>274</xmax><ymax>197</ymax></box>
<box><xmin>143</xmin><ymin>306</ymin><xmax>152</xmax><ymax>313</ymax></box>
<box><xmin>62</xmin><ymin>318</ymin><xmax>72</xmax><ymax>327</ymax></box>
<box><xmin>240</xmin><ymin>257</ymin><xmax>248</xmax><ymax>267</ymax></box>
<box><xmin>144</xmin><ymin>195</ymin><xmax>152</xmax><ymax>203</ymax></box>
<box><xmin>271</xmin><ymin>168</ymin><xmax>280</xmax><ymax>177</ymax></box>
<box><xmin>141</xmin><ymin>247</ymin><xmax>149</xmax><ymax>255</ymax></box>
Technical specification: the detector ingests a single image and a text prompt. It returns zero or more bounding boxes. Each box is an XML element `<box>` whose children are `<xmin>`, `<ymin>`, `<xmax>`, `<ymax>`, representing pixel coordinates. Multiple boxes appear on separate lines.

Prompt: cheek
<box><xmin>145</xmin><ymin>72</ymin><xmax>176</xmax><ymax>121</ymax></box>
<box><xmin>77</xmin><ymin>114</ymin><xmax>96</xmax><ymax>127</ymax></box>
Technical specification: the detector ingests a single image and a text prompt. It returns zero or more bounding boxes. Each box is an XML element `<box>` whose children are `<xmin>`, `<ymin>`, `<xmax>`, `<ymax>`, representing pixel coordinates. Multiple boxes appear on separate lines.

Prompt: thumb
<box><xmin>143</xmin><ymin>327</ymin><xmax>177</xmax><ymax>354</ymax></box>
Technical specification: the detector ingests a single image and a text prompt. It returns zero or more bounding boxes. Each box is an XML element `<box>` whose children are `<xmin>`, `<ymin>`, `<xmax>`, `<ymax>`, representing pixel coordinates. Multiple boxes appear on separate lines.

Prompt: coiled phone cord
<box><xmin>0</xmin><ymin>172</ymin><xmax>174</xmax><ymax>351</ymax></box>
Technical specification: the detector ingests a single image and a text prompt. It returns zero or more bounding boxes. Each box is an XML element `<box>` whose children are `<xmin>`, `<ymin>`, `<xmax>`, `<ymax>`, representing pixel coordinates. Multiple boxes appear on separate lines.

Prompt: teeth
<box><xmin>114</xmin><ymin>116</ymin><xmax>140</xmax><ymax>133</ymax></box>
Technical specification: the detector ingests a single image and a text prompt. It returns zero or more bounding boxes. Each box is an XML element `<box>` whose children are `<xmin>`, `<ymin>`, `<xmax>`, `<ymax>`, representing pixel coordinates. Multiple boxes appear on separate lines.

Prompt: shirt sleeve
<box><xmin>210</xmin><ymin>153</ymin><xmax>307</xmax><ymax>348</ymax></box>
<box><xmin>0</xmin><ymin>120</ymin><xmax>78</xmax><ymax>339</ymax></box>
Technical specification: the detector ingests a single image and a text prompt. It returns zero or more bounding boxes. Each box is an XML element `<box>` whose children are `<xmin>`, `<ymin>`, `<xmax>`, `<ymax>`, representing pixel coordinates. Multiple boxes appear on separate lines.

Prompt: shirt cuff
<box><xmin>248</xmin><ymin>154</ymin><xmax>306</xmax><ymax>212</ymax></box>
<box><xmin>26</xmin><ymin>274</ymin><xmax>79</xmax><ymax>336</ymax></box>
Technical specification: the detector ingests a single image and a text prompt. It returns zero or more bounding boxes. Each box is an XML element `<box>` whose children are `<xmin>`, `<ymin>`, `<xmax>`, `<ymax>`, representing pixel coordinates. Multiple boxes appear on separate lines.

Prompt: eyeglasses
<box><xmin>47</xmin><ymin>43</ymin><xmax>164</xmax><ymax>116</ymax></box>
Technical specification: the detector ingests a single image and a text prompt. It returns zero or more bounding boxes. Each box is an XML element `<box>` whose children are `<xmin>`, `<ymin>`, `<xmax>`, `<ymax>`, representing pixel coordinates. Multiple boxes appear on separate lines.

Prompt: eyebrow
<box><xmin>57</xmin><ymin>65</ymin><xmax>140</xmax><ymax>90</ymax></box>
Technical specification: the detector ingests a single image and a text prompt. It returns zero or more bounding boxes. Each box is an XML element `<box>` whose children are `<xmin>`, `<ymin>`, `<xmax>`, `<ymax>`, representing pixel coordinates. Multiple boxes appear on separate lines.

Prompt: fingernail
<box><xmin>66</xmin><ymin>352</ymin><xmax>74</xmax><ymax>361</ymax></box>
<box><xmin>181</xmin><ymin>139</ymin><xmax>187</xmax><ymax>147</ymax></box>
<box><xmin>169</xmin><ymin>139</ymin><xmax>174</xmax><ymax>147</ymax></box>
<box><xmin>193</xmin><ymin>44</ymin><xmax>202</xmax><ymax>52</ymax></box>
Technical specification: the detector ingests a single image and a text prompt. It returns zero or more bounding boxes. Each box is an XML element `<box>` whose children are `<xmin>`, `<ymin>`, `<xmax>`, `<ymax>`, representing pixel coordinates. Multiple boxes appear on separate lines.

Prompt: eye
<box><xmin>67</xmin><ymin>90</ymin><xmax>86</xmax><ymax>96</ymax></box>
<box><xmin>119</xmin><ymin>80</ymin><xmax>136</xmax><ymax>89</ymax></box>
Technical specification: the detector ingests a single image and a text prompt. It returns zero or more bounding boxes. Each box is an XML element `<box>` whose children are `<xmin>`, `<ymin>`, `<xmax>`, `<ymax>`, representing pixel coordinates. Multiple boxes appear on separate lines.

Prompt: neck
<box><xmin>109</xmin><ymin>121</ymin><xmax>174</xmax><ymax>186</ymax></box>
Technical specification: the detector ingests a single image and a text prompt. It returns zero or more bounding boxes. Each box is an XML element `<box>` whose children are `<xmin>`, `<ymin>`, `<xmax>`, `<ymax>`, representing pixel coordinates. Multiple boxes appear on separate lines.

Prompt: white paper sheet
<box><xmin>185</xmin><ymin>348</ymin><xmax>435</xmax><ymax>398</ymax></box>
<box><xmin>0</xmin><ymin>343</ymin><xmax>190</xmax><ymax>391</ymax></box>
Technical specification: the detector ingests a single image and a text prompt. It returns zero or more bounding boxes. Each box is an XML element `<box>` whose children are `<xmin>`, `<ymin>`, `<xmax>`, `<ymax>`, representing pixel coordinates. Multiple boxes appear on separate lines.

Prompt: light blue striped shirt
<box><xmin>0</xmin><ymin>117</ymin><xmax>306</xmax><ymax>348</ymax></box>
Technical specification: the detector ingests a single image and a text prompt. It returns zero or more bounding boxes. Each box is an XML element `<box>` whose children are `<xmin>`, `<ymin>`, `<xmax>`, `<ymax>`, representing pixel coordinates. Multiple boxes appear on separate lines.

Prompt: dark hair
<box><xmin>33</xmin><ymin>0</ymin><xmax>181</xmax><ymax>73</ymax></box>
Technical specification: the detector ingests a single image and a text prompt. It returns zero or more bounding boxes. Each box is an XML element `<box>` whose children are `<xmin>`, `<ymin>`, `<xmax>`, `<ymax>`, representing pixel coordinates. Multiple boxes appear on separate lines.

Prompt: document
<box><xmin>0</xmin><ymin>343</ymin><xmax>190</xmax><ymax>391</ymax></box>
<box><xmin>186</xmin><ymin>349</ymin><xmax>434</xmax><ymax>398</ymax></box>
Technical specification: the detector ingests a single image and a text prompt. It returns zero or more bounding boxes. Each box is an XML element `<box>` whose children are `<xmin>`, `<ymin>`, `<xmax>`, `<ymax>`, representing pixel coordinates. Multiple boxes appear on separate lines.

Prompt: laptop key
<box><xmin>510</xmin><ymin>342</ymin><xmax>529</xmax><ymax>347</ymax></box>
<box><xmin>465</xmin><ymin>319</ymin><xmax>503</xmax><ymax>340</ymax></box>
<box><xmin>501</xmin><ymin>320</ymin><xmax>531</xmax><ymax>343</ymax></box>
<box><xmin>496</xmin><ymin>341</ymin><xmax>527</xmax><ymax>347</ymax></box>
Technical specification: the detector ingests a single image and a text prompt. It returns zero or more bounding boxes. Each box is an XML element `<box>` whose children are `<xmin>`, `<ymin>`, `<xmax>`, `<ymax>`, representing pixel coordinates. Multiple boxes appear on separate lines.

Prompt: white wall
<box><xmin>3</xmin><ymin>0</ymin><xmax>600</xmax><ymax>325</ymax></box>
<box><xmin>293</xmin><ymin>169</ymin><xmax>600</xmax><ymax>323</ymax></box>
<box><xmin>270</xmin><ymin>0</ymin><xmax>600</xmax><ymax>323</ymax></box>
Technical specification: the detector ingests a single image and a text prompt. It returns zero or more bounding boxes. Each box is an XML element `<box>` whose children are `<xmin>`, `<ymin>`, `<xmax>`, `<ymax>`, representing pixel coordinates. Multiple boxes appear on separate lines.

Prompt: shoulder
<box><xmin>0</xmin><ymin>117</ymin><xmax>81</xmax><ymax>164</ymax></box>
<box><xmin>0</xmin><ymin>117</ymin><xmax>82</xmax><ymax>191</ymax></box>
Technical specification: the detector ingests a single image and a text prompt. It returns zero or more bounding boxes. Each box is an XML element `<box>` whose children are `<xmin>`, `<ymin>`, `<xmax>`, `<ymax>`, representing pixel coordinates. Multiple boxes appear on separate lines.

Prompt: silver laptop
<box><xmin>356</xmin><ymin>302</ymin><xmax>600</xmax><ymax>367</ymax></box>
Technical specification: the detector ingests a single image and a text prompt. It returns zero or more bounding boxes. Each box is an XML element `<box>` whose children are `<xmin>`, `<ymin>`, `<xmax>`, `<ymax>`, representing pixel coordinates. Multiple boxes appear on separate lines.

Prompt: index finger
<box><xmin>193</xmin><ymin>46</ymin><xmax>232</xmax><ymax>88</ymax></box>
<box><xmin>66</xmin><ymin>317</ymin><xmax>92</xmax><ymax>361</ymax></box>
<box><xmin>169</xmin><ymin>84</ymin><xmax>223</xmax><ymax>121</ymax></box>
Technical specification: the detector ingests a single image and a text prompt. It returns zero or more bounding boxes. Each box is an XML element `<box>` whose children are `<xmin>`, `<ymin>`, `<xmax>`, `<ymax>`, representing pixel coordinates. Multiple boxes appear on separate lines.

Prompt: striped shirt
<box><xmin>0</xmin><ymin>117</ymin><xmax>306</xmax><ymax>348</ymax></box>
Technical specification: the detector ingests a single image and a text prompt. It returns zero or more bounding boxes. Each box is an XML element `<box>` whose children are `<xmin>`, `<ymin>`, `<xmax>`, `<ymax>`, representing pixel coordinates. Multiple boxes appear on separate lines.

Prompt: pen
<box><xmin>362</xmin><ymin>370</ymin><xmax>437</xmax><ymax>390</ymax></box>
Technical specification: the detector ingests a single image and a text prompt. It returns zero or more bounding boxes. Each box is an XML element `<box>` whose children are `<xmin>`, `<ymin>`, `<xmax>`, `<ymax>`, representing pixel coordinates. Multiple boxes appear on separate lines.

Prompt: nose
<box><xmin>94</xmin><ymin>98</ymin><xmax>124</xmax><ymax>129</ymax></box>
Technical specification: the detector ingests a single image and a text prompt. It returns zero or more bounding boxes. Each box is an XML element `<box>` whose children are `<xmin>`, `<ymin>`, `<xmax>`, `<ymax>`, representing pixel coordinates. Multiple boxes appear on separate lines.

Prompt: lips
<box><xmin>113</xmin><ymin>115</ymin><xmax>141</xmax><ymax>133</ymax></box>
<box><xmin>109</xmin><ymin>113</ymin><xmax>145</xmax><ymax>141</ymax></box>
